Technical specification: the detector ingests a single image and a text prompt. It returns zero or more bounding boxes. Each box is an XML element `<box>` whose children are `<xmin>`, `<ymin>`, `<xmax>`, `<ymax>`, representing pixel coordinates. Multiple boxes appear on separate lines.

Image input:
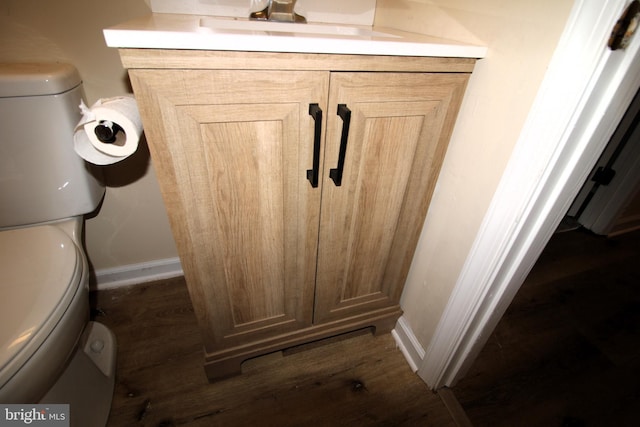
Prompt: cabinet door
<box><xmin>314</xmin><ymin>72</ymin><xmax>469</xmax><ymax>323</ymax></box>
<box><xmin>129</xmin><ymin>70</ymin><xmax>329</xmax><ymax>352</ymax></box>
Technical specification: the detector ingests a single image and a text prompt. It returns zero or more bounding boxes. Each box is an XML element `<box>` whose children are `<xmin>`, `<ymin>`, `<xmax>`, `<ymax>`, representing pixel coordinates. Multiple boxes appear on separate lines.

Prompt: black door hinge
<box><xmin>592</xmin><ymin>166</ymin><xmax>616</xmax><ymax>185</ymax></box>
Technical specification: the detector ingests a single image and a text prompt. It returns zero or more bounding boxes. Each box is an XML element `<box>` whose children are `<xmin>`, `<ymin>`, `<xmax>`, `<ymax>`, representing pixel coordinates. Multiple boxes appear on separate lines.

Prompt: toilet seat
<box><xmin>0</xmin><ymin>224</ymin><xmax>83</xmax><ymax>391</ymax></box>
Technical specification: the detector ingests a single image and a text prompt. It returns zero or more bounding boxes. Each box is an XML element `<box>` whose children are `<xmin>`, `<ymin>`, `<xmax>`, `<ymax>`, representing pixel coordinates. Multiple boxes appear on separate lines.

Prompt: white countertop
<box><xmin>103</xmin><ymin>14</ymin><xmax>487</xmax><ymax>58</ymax></box>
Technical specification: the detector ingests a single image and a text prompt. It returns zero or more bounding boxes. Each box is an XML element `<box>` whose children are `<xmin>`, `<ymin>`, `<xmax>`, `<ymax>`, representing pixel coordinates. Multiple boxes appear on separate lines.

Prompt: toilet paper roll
<box><xmin>74</xmin><ymin>95</ymin><xmax>142</xmax><ymax>165</ymax></box>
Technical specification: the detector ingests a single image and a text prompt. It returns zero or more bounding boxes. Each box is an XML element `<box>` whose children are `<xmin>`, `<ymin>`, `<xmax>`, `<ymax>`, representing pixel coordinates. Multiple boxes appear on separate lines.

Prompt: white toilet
<box><xmin>0</xmin><ymin>63</ymin><xmax>117</xmax><ymax>426</ymax></box>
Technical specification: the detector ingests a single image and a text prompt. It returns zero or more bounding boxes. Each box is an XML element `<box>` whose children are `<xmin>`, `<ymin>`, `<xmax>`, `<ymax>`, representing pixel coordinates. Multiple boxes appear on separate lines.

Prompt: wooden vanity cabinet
<box><xmin>122</xmin><ymin>50</ymin><xmax>474</xmax><ymax>380</ymax></box>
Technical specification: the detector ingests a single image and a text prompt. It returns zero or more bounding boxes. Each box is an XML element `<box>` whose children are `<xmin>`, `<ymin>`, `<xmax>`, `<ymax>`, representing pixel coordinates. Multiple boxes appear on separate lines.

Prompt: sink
<box><xmin>103</xmin><ymin>14</ymin><xmax>488</xmax><ymax>58</ymax></box>
<box><xmin>198</xmin><ymin>17</ymin><xmax>400</xmax><ymax>39</ymax></box>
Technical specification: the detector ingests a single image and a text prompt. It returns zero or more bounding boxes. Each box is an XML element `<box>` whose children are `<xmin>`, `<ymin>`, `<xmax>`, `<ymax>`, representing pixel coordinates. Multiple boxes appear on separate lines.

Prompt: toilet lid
<box><xmin>0</xmin><ymin>225</ymin><xmax>81</xmax><ymax>376</ymax></box>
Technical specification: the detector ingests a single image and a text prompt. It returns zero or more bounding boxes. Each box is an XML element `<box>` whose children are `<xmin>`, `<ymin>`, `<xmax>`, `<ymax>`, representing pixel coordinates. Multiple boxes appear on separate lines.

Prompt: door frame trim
<box><xmin>420</xmin><ymin>0</ymin><xmax>640</xmax><ymax>388</ymax></box>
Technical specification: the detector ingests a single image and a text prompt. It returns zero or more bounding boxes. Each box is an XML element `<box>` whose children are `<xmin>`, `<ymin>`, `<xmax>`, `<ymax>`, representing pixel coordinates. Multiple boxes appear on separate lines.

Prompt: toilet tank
<box><xmin>0</xmin><ymin>63</ymin><xmax>105</xmax><ymax>228</ymax></box>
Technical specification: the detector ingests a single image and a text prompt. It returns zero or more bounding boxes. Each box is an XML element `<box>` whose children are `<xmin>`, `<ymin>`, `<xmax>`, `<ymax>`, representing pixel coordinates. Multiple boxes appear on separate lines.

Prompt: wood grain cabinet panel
<box><xmin>315</xmin><ymin>72</ymin><xmax>469</xmax><ymax>323</ymax></box>
<box><xmin>129</xmin><ymin>70</ymin><xmax>328</xmax><ymax>352</ymax></box>
<box><xmin>124</xmin><ymin>52</ymin><xmax>472</xmax><ymax>380</ymax></box>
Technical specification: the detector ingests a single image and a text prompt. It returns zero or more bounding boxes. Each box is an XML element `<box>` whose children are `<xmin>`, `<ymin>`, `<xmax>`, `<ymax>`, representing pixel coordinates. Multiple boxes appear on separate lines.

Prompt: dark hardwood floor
<box><xmin>92</xmin><ymin>279</ymin><xmax>456</xmax><ymax>426</ymax></box>
<box><xmin>92</xmin><ymin>227</ymin><xmax>640</xmax><ymax>426</ymax></box>
<box><xmin>452</xmin><ymin>227</ymin><xmax>640</xmax><ymax>427</ymax></box>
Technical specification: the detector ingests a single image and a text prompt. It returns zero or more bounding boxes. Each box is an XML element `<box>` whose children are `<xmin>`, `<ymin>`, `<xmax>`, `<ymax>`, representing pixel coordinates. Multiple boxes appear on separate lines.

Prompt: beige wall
<box><xmin>2</xmin><ymin>0</ymin><xmax>572</xmax><ymax>349</ymax></box>
<box><xmin>0</xmin><ymin>0</ymin><xmax>179</xmax><ymax>272</ymax></box>
<box><xmin>375</xmin><ymin>0</ymin><xmax>573</xmax><ymax>348</ymax></box>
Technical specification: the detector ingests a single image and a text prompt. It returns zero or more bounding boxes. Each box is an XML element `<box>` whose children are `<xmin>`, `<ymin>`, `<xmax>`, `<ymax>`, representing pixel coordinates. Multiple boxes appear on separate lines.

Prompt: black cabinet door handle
<box><xmin>330</xmin><ymin>104</ymin><xmax>351</xmax><ymax>187</ymax></box>
<box><xmin>307</xmin><ymin>103</ymin><xmax>322</xmax><ymax>188</ymax></box>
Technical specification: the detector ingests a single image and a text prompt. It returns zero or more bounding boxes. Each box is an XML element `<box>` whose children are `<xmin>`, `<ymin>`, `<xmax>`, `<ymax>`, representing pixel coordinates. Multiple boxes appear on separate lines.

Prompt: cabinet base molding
<box><xmin>203</xmin><ymin>307</ymin><xmax>402</xmax><ymax>382</ymax></box>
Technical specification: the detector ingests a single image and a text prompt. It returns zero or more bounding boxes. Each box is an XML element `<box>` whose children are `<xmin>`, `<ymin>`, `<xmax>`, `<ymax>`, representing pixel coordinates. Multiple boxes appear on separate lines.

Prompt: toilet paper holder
<box><xmin>94</xmin><ymin>120</ymin><xmax>122</xmax><ymax>144</ymax></box>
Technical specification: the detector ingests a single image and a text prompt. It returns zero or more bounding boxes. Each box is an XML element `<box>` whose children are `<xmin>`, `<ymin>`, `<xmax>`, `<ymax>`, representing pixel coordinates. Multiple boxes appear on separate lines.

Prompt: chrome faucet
<box><xmin>250</xmin><ymin>0</ymin><xmax>306</xmax><ymax>23</ymax></box>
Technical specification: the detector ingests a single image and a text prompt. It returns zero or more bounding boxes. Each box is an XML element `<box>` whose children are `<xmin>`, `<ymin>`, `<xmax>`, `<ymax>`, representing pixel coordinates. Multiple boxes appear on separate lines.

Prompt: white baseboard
<box><xmin>91</xmin><ymin>257</ymin><xmax>183</xmax><ymax>291</ymax></box>
<box><xmin>391</xmin><ymin>315</ymin><xmax>426</xmax><ymax>373</ymax></box>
